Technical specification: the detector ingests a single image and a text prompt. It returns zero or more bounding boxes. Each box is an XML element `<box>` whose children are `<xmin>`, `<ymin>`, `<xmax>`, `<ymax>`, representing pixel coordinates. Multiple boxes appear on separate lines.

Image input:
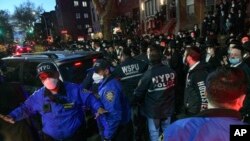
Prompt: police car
<box><xmin>0</xmin><ymin>50</ymin><xmax>102</xmax><ymax>95</ymax></box>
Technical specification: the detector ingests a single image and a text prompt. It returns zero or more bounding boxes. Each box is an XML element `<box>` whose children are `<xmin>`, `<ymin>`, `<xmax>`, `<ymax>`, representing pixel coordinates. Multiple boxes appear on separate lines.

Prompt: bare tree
<box><xmin>92</xmin><ymin>0</ymin><xmax>118</xmax><ymax>40</ymax></box>
<box><xmin>0</xmin><ymin>10</ymin><xmax>13</xmax><ymax>43</ymax></box>
<box><xmin>12</xmin><ymin>1</ymin><xmax>43</xmax><ymax>33</ymax></box>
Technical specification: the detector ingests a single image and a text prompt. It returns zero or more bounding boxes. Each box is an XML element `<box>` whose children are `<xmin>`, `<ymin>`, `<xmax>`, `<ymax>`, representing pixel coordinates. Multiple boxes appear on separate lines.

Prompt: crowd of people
<box><xmin>1</xmin><ymin>30</ymin><xmax>250</xmax><ymax>141</ymax></box>
<box><xmin>202</xmin><ymin>0</ymin><xmax>248</xmax><ymax>36</ymax></box>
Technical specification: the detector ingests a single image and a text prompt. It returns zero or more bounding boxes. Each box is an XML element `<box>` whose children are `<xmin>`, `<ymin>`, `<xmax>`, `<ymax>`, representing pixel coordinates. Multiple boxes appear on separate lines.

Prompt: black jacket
<box><xmin>202</xmin><ymin>55</ymin><xmax>221</xmax><ymax>73</ymax></box>
<box><xmin>183</xmin><ymin>62</ymin><xmax>209</xmax><ymax>115</ymax></box>
<box><xmin>113</xmin><ymin>57</ymin><xmax>148</xmax><ymax>103</ymax></box>
<box><xmin>133</xmin><ymin>63</ymin><xmax>176</xmax><ymax>118</ymax></box>
<box><xmin>235</xmin><ymin>62</ymin><xmax>250</xmax><ymax>117</ymax></box>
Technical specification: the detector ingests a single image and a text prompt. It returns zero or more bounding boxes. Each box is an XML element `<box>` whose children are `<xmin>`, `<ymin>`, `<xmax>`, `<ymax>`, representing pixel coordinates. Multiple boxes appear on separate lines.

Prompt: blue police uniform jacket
<box><xmin>97</xmin><ymin>75</ymin><xmax>131</xmax><ymax>139</ymax></box>
<box><xmin>164</xmin><ymin>109</ymin><xmax>247</xmax><ymax>141</ymax></box>
<box><xmin>9</xmin><ymin>81</ymin><xmax>102</xmax><ymax>140</ymax></box>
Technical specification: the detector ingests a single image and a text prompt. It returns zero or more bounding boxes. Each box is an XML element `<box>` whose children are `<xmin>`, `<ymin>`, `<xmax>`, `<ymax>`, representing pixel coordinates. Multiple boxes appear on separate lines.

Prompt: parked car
<box><xmin>15</xmin><ymin>45</ymin><xmax>32</xmax><ymax>54</ymax></box>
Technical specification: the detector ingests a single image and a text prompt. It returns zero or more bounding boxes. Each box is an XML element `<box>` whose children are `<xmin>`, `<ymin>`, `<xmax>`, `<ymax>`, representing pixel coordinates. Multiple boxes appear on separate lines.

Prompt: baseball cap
<box><xmin>93</xmin><ymin>59</ymin><xmax>110</xmax><ymax>73</ymax></box>
<box><xmin>37</xmin><ymin>62</ymin><xmax>58</xmax><ymax>76</ymax></box>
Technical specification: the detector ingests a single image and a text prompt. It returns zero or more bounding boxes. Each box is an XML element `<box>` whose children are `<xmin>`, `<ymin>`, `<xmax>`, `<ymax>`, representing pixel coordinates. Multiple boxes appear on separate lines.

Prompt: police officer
<box><xmin>93</xmin><ymin>59</ymin><xmax>132</xmax><ymax>141</ymax></box>
<box><xmin>132</xmin><ymin>45</ymin><xmax>176</xmax><ymax>141</ymax></box>
<box><xmin>0</xmin><ymin>62</ymin><xmax>107</xmax><ymax>141</ymax></box>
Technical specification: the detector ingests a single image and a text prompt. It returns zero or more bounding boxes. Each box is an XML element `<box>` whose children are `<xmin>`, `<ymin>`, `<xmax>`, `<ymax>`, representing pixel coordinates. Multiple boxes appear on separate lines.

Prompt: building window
<box><xmin>76</xmin><ymin>13</ymin><xmax>81</xmax><ymax>19</ymax></box>
<box><xmin>92</xmin><ymin>8</ymin><xmax>96</xmax><ymax>21</ymax></box>
<box><xmin>186</xmin><ymin>0</ymin><xmax>194</xmax><ymax>15</ymax></box>
<box><xmin>88</xmin><ymin>27</ymin><xmax>92</xmax><ymax>33</ymax></box>
<box><xmin>152</xmin><ymin>0</ymin><xmax>157</xmax><ymax>15</ymax></box>
<box><xmin>84</xmin><ymin>13</ymin><xmax>89</xmax><ymax>18</ymax></box>
<box><xmin>145</xmin><ymin>1</ymin><xmax>149</xmax><ymax>17</ymax></box>
<box><xmin>74</xmin><ymin>1</ymin><xmax>79</xmax><ymax>7</ymax></box>
<box><xmin>82</xmin><ymin>1</ymin><xmax>87</xmax><ymax>7</ymax></box>
<box><xmin>77</xmin><ymin>25</ymin><xmax>82</xmax><ymax>30</ymax></box>
<box><xmin>85</xmin><ymin>24</ymin><xmax>90</xmax><ymax>28</ymax></box>
<box><xmin>205</xmin><ymin>0</ymin><xmax>215</xmax><ymax>13</ymax></box>
<box><xmin>145</xmin><ymin>0</ymin><xmax>154</xmax><ymax>17</ymax></box>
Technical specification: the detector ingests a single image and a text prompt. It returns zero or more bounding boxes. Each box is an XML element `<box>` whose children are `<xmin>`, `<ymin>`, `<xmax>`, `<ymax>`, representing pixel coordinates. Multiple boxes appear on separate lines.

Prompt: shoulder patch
<box><xmin>82</xmin><ymin>89</ymin><xmax>92</xmax><ymax>94</ymax></box>
<box><xmin>105</xmin><ymin>91</ymin><xmax>115</xmax><ymax>102</ymax></box>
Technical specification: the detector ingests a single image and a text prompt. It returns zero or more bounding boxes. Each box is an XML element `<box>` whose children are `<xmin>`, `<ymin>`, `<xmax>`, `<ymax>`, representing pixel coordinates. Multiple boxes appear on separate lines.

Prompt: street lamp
<box><xmin>160</xmin><ymin>0</ymin><xmax>165</xmax><ymax>5</ymax></box>
<box><xmin>141</xmin><ymin>2</ymin><xmax>145</xmax><ymax>11</ymax></box>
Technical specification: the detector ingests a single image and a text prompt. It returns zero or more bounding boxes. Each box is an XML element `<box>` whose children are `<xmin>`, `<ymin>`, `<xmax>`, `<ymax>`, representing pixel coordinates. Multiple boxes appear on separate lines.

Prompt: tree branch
<box><xmin>92</xmin><ymin>0</ymin><xmax>104</xmax><ymax>14</ymax></box>
<box><xmin>102</xmin><ymin>0</ymin><xmax>115</xmax><ymax>17</ymax></box>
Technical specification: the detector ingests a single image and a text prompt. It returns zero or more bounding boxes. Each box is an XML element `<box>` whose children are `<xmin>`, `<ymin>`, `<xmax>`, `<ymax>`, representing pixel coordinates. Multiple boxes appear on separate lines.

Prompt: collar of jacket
<box><xmin>188</xmin><ymin>62</ymin><xmax>208</xmax><ymax>73</ymax></box>
<box><xmin>151</xmin><ymin>63</ymin><xmax>164</xmax><ymax>68</ymax></box>
<box><xmin>99</xmin><ymin>75</ymin><xmax>114</xmax><ymax>88</ymax></box>
<box><xmin>123</xmin><ymin>57</ymin><xmax>133</xmax><ymax>63</ymax></box>
<box><xmin>196</xmin><ymin>108</ymin><xmax>241</xmax><ymax>119</ymax></box>
<box><xmin>44</xmin><ymin>80</ymin><xmax>66</xmax><ymax>97</ymax></box>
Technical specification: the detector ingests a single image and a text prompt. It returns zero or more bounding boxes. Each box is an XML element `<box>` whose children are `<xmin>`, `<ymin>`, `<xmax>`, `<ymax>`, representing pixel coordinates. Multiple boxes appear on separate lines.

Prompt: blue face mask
<box><xmin>229</xmin><ymin>58</ymin><xmax>241</xmax><ymax>65</ymax></box>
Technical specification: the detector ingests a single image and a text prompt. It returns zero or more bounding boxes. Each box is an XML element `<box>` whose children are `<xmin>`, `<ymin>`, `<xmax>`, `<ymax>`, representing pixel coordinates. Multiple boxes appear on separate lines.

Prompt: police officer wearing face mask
<box><xmin>0</xmin><ymin>62</ymin><xmax>108</xmax><ymax>141</ymax></box>
<box><xmin>228</xmin><ymin>46</ymin><xmax>250</xmax><ymax>123</ymax></box>
<box><xmin>93</xmin><ymin>59</ymin><xmax>132</xmax><ymax>141</ymax></box>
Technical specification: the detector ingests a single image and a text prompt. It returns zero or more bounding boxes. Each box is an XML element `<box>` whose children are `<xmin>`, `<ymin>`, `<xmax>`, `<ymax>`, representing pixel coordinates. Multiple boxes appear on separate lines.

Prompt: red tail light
<box><xmin>15</xmin><ymin>52</ymin><xmax>21</xmax><ymax>56</ymax></box>
<box><xmin>92</xmin><ymin>58</ymin><xmax>97</xmax><ymax>63</ymax></box>
<box><xmin>74</xmin><ymin>62</ymin><xmax>83</xmax><ymax>67</ymax></box>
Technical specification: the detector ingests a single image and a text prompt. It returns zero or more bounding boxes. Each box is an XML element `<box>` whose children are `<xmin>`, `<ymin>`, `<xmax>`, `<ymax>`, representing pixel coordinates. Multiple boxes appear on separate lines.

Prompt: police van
<box><xmin>0</xmin><ymin>50</ymin><xmax>102</xmax><ymax>95</ymax></box>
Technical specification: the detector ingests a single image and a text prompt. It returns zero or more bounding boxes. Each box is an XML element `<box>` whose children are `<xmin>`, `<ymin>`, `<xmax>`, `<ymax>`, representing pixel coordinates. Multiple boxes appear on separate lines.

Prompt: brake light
<box><xmin>74</xmin><ymin>62</ymin><xmax>82</xmax><ymax>67</ymax></box>
<box><xmin>92</xmin><ymin>58</ymin><xmax>97</xmax><ymax>63</ymax></box>
<box><xmin>15</xmin><ymin>52</ymin><xmax>21</xmax><ymax>56</ymax></box>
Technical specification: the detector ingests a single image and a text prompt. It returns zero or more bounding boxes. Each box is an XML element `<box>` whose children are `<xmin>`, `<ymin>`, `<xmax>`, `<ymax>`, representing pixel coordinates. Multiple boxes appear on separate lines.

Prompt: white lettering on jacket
<box><xmin>149</xmin><ymin>73</ymin><xmax>175</xmax><ymax>92</ymax></box>
<box><xmin>197</xmin><ymin>81</ymin><xmax>208</xmax><ymax>111</ymax></box>
<box><xmin>121</xmin><ymin>64</ymin><xmax>140</xmax><ymax>75</ymax></box>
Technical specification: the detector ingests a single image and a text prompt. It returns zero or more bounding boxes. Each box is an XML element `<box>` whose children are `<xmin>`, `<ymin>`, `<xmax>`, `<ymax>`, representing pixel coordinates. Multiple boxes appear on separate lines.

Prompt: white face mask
<box><xmin>43</xmin><ymin>78</ymin><xmax>58</xmax><ymax>90</ymax></box>
<box><xmin>92</xmin><ymin>72</ymin><xmax>104</xmax><ymax>84</ymax></box>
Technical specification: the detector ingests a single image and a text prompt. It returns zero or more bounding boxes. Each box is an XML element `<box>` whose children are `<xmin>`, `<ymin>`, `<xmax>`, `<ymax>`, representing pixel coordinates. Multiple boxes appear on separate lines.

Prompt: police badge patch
<box><xmin>105</xmin><ymin>91</ymin><xmax>115</xmax><ymax>102</ymax></box>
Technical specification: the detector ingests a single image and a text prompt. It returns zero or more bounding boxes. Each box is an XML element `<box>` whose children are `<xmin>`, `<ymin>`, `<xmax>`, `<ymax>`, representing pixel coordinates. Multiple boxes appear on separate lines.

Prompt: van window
<box><xmin>59</xmin><ymin>59</ymin><xmax>93</xmax><ymax>84</ymax></box>
<box><xmin>3</xmin><ymin>60</ymin><xmax>22</xmax><ymax>82</ymax></box>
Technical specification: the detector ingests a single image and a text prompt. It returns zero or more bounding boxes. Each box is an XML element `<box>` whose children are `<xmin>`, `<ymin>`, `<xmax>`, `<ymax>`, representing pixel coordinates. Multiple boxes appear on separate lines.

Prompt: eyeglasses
<box><xmin>39</xmin><ymin>72</ymin><xmax>56</xmax><ymax>80</ymax></box>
